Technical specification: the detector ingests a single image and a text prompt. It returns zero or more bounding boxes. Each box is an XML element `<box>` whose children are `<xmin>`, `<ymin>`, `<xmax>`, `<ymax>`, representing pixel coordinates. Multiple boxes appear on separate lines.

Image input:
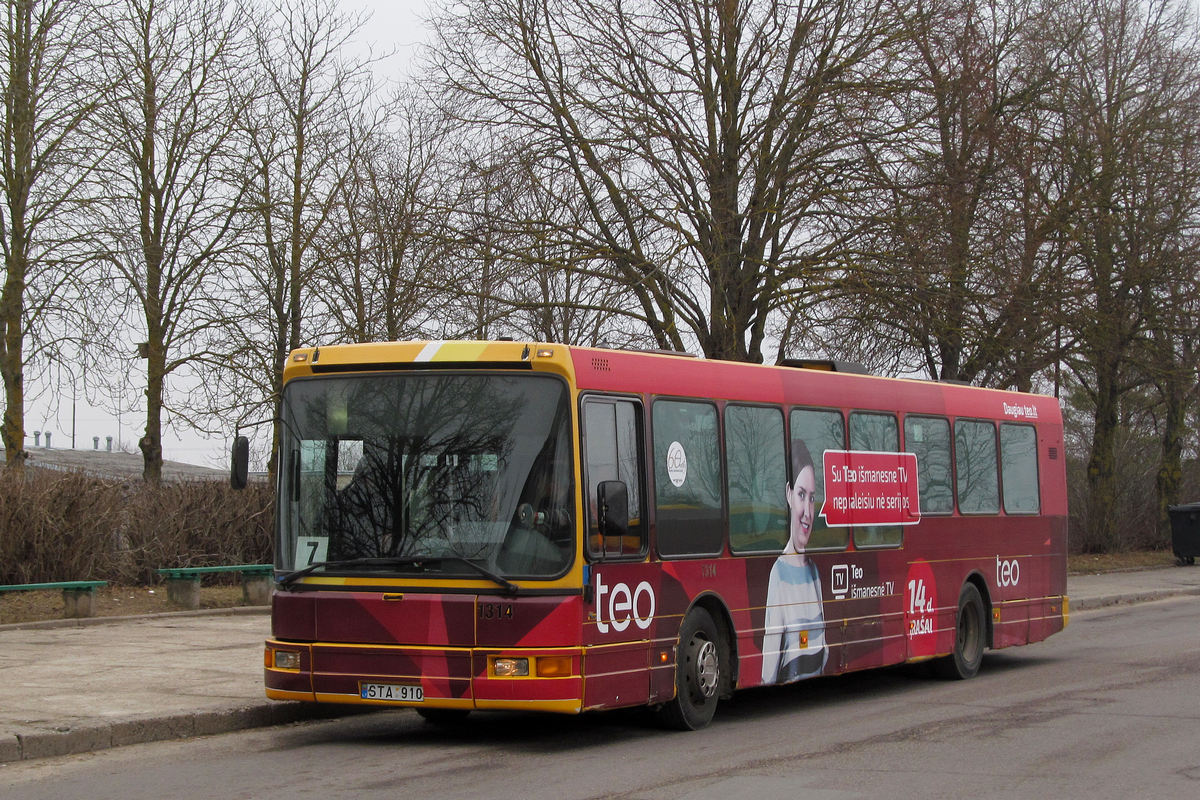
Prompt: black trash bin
<box><xmin>1167</xmin><ymin>503</ymin><xmax>1200</xmax><ymax>565</ymax></box>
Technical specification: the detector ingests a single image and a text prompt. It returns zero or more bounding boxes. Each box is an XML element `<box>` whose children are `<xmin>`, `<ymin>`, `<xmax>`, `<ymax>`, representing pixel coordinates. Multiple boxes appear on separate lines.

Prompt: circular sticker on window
<box><xmin>666</xmin><ymin>441</ymin><xmax>688</xmax><ymax>487</ymax></box>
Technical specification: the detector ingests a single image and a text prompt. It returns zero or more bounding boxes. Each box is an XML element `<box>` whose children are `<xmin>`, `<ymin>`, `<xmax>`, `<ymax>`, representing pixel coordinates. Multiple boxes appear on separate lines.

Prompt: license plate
<box><xmin>360</xmin><ymin>682</ymin><xmax>424</xmax><ymax>702</ymax></box>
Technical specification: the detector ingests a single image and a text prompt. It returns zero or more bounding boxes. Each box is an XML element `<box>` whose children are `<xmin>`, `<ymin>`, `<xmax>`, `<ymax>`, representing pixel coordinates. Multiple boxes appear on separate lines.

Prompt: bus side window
<box><xmin>726</xmin><ymin>405</ymin><xmax>788</xmax><ymax>553</ymax></box>
<box><xmin>904</xmin><ymin>416</ymin><xmax>954</xmax><ymax>514</ymax></box>
<box><xmin>583</xmin><ymin>398</ymin><xmax>645</xmax><ymax>558</ymax></box>
<box><xmin>956</xmin><ymin>419</ymin><xmax>1000</xmax><ymax>514</ymax></box>
<box><xmin>850</xmin><ymin>411</ymin><xmax>903</xmax><ymax>547</ymax></box>
<box><xmin>653</xmin><ymin>399</ymin><xmax>723</xmax><ymax>558</ymax></box>
<box><xmin>1000</xmin><ymin>423</ymin><xmax>1040</xmax><ymax>514</ymax></box>
<box><xmin>790</xmin><ymin>408</ymin><xmax>849</xmax><ymax>551</ymax></box>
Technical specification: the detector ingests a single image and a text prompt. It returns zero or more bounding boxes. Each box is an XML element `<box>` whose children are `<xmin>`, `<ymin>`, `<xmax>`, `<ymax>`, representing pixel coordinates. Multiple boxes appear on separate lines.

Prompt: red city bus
<box><xmin>256</xmin><ymin>340</ymin><xmax>1067</xmax><ymax>729</ymax></box>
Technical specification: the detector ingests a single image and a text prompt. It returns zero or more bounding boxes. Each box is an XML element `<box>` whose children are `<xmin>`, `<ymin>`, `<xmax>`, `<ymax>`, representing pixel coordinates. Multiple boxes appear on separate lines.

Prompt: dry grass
<box><xmin>0</xmin><ymin>584</ymin><xmax>252</xmax><ymax>626</ymax></box>
<box><xmin>1067</xmin><ymin>550</ymin><xmax>1178</xmax><ymax>574</ymax></box>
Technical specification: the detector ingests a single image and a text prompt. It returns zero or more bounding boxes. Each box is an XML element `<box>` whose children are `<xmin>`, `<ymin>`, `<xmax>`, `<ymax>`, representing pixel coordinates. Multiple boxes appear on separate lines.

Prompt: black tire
<box><xmin>934</xmin><ymin>582</ymin><xmax>986</xmax><ymax>680</ymax></box>
<box><xmin>655</xmin><ymin>607</ymin><xmax>723</xmax><ymax>731</ymax></box>
<box><xmin>416</xmin><ymin>708</ymin><xmax>470</xmax><ymax>724</ymax></box>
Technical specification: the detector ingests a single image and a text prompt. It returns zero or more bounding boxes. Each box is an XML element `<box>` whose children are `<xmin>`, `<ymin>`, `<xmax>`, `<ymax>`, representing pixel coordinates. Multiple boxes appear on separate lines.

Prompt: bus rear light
<box><xmin>535</xmin><ymin>348</ymin><xmax>555</xmax><ymax>358</ymax></box>
<box><xmin>535</xmin><ymin>656</ymin><xmax>573</xmax><ymax>677</ymax></box>
<box><xmin>492</xmin><ymin>657</ymin><xmax>529</xmax><ymax>677</ymax></box>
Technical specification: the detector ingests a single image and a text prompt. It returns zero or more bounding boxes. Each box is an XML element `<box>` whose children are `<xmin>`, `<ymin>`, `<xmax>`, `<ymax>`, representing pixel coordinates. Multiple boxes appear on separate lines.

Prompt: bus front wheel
<box><xmin>656</xmin><ymin>607</ymin><xmax>723</xmax><ymax>731</ymax></box>
<box><xmin>935</xmin><ymin>582</ymin><xmax>986</xmax><ymax>680</ymax></box>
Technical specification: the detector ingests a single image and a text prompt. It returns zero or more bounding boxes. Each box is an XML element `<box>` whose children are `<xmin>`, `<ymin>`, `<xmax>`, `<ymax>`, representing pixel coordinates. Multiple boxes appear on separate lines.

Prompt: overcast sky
<box><xmin>348</xmin><ymin>0</ymin><xmax>434</xmax><ymax>81</ymax></box>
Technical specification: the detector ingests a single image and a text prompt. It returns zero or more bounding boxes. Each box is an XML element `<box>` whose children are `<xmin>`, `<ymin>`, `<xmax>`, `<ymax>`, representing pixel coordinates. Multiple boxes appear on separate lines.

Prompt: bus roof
<box><xmin>282</xmin><ymin>340</ymin><xmax>1061</xmax><ymax>426</ymax></box>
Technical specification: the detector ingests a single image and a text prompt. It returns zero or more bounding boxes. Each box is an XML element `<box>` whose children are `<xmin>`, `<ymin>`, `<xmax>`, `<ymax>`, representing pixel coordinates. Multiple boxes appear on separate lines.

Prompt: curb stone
<box><xmin>1</xmin><ymin>733</ymin><xmax>20</xmax><ymax>763</ymax></box>
<box><xmin>0</xmin><ymin>604</ymin><xmax>269</xmax><ymax>633</ymax></box>
<box><xmin>2</xmin><ymin>703</ymin><xmax>373</xmax><ymax>764</ymax></box>
<box><xmin>1071</xmin><ymin>586</ymin><xmax>1200</xmax><ymax>611</ymax></box>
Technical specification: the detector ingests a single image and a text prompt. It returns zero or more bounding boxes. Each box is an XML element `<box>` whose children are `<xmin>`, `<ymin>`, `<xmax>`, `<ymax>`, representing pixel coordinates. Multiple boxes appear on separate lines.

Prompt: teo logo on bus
<box><xmin>996</xmin><ymin>556</ymin><xmax>1021</xmax><ymax>587</ymax></box>
<box><xmin>594</xmin><ymin>574</ymin><xmax>656</xmax><ymax>633</ymax></box>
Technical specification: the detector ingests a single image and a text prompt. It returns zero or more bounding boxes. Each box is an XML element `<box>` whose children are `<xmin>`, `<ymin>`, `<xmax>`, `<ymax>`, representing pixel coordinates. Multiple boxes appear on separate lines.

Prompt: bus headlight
<box><xmin>491</xmin><ymin>657</ymin><xmax>529</xmax><ymax>677</ymax></box>
<box><xmin>272</xmin><ymin>649</ymin><xmax>301</xmax><ymax>670</ymax></box>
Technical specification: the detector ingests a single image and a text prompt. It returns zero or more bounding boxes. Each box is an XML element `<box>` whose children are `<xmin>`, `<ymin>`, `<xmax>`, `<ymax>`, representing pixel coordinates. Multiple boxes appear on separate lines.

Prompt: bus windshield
<box><xmin>278</xmin><ymin>372</ymin><xmax>574</xmax><ymax>580</ymax></box>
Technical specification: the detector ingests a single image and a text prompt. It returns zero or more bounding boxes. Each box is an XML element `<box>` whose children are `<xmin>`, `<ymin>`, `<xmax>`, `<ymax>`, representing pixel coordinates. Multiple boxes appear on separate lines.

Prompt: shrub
<box><xmin>1066</xmin><ymin>429</ymin><xmax>1164</xmax><ymax>554</ymax></box>
<box><xmin>0</xmin><ymin>470</ymin><xmax>274</xmax><ymax>585</ymax></box>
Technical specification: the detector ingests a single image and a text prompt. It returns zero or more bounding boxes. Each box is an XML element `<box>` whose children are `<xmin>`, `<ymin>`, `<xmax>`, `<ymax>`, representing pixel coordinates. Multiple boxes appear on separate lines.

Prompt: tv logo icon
<box><xmin>831</xmin><ymin>564</ymin><xmax>849</xmax><ymax>598</ymax></box>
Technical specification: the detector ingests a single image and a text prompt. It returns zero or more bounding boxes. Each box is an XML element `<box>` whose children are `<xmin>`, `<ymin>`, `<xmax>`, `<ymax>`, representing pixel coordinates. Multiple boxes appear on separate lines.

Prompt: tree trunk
<box><xmin>1</xmin><ymin>0</ymin><xmax>33</xmax><ymax>475</ymax></box>
<box><xmin>139</xmin><ymin>341</ymin><xmax>165</xmax><ymax>486</ymax></box>
<box><xmin>0</xmin><ymin>293</ymin><xmax>26</xmax><ymax>474</ymax></box>
<box><xmin>1085</xmin><ymin>360</ymin><xmax>1121</xmax><ymax>552</ymax></box>
<box><xmin>1</xmin><ymin>241</ymin><xmax>27</xmax><ymax>474</ymax></box>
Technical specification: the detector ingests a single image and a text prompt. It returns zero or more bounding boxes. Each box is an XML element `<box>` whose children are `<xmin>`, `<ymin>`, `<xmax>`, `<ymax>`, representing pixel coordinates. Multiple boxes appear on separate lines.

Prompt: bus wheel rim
<box><xmin>695</xmin><ymin>639</ymin><xmax>718</xmax><ymax>698</ymax></box>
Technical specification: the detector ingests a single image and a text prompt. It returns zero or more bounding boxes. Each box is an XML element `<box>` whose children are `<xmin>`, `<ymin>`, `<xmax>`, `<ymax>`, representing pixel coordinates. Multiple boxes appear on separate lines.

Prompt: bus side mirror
<box><xmin>231</xmin><ymin>435</ymin><xmax>250</xmax><ymax>490</ymax></box>
<box><xmin>597</xmin><ymin>480</ymin><xmax>629</xmax><ymax>541</ymax></box>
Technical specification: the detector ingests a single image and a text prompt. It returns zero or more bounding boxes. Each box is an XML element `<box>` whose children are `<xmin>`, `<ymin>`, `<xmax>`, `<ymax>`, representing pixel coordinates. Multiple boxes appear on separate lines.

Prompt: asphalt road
<box><xmin>3</xmin><ymin>597</ymin><xmax>1197</xmax><ymax>800</ymax></box>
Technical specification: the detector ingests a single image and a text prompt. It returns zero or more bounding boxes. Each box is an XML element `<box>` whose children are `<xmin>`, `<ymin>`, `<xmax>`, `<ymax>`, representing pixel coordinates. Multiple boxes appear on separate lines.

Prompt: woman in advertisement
<box><xmin>761</xmin><ymin>438</ymin><xmax>829</xmax><ymax>684</ymax></box>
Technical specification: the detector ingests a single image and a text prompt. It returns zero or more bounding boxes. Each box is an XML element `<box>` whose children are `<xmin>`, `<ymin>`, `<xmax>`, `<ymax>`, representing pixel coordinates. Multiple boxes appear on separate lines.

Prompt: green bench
<box><xmin>155</xmin><ymin>564</ymin><xmax>274</xmax><ymax>609</ymax></box>
<box><xmin>0</xmin><ymin>580</ymin><xmax>108</xmax><ymax>619</ymax></box>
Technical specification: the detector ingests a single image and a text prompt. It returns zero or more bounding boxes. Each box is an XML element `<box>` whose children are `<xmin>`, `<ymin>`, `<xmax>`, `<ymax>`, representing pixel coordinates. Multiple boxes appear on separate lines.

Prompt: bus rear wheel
<box><xmin>656</xmin><ymin>607</ymin><xmax>723</xmax><ymax>731</ymax></box>
<box><xmin>935</xmin><ymin>582</ymin><xmax>986</xmax><ymax>680</ymax></box>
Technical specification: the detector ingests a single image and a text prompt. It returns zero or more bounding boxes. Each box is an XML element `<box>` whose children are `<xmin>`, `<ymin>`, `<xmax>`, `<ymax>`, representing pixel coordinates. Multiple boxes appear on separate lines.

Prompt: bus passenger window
<box><xmin>1000</xmin><ymin>424</ymin><xmax>1040</xmax><ymax>513</ymax></box>
<box><xmin>850</xmin><ymin>411</ymin><xmax>902</xmax><ymax>547</ymax></box>
<box><xmin>583</xmin><ymin>398</ymin><xmax>644</xmax><ymax>558</ymax></box>
<box><xmin>956</xmin><ymin>420</ymin><xmax>1000</xmax><ymax>514</ymax></box>
<box><xmin>790</xmin><ymin>408</ymin><xmax>849</xmax><ymax>550</ymax></box>
<box><xmin>653</xmin><ymin>400</ymin><xmax>723</xmax><ymax>557</ymax></box>
<box><xmin>904</xmin><ymin>416</ymin><xmax>953</xmax><ymax>514</ymax></box>
<box><xmin>726</xmin><ymin>405</ymin><xmax>788</xmax><ymax>553</ymax></box>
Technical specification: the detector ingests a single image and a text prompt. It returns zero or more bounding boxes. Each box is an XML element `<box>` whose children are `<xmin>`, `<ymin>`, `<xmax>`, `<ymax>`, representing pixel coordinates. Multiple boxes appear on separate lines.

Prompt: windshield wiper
<box><xmin>277</xmin><ymin>556</ymin><xmax>520</xmax><ymax>595</ymax></box>
<box><xmin>447</xmin><ymin>558</ymin><xmax>520</xmax><ymax>596</ymax></box>
<box><xmin>277</xmin><ymin>557</ymin><xmax>427</xmax><ymax>588</ymax></box>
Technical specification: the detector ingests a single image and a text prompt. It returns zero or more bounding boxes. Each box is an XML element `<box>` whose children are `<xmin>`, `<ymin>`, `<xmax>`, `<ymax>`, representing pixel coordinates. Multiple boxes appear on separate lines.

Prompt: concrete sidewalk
<box><xmin>2</xmin><ymin>566</ymin><xmax>1198</xmax><ymax>764</ymax></box>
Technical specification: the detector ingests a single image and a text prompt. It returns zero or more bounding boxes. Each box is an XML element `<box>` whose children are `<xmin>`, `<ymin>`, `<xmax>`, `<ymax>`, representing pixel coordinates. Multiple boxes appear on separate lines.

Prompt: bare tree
<box><xmin>449</xmin><ymin>146</ymin><xmax>652</xmax><ymax>345</ymax></box>
<box><xmin>436</xmin><ymin>142</ymin><xmax>532</xmax><ymax>340</ymax></box>
<box><xmin>1053</xmin><ymin>0</ymin><xmax>1200</xmax><ymax>550</ymax></box>
<box><xmin>431</xmin><ymin>0</ymin><xmax>903</xmax><ymax>361</ymax></box>
<box><xmin>0</xmin><ymin>0</ymin><xmax>105</xmax><ymax>472</ymax></box>
<box><xmin>92</xmin><ymin>0</ymin><xmax>252</xmax><ymax>484</ymax></box>
<box><xmin>237</xmin><ymin>0</ymin><xmax>373</xmax><ymax>467</ymax></box>
<box><xmin>827</xmin><ymin>0</ymin><xmax>1068</xmax><ymax>384</ymax></box>
<box><xmin>1123</xmin><ymin>72</ymin><xmax>1200</xmax><ymax>542</ymax></box>
<box><xmin>321</xmin><ymin>90</ymin><xmax>452</xmax><ymax>343</ymax></box>
<box><xmin>505</xmin><ymin>176</ymin><xmax>651</xmax><ymax>347</ymax></box>
<box><xmin>1144</xmin><ymin>246</ymin><xmax>1200</xmax><ymax>540</ymax></box>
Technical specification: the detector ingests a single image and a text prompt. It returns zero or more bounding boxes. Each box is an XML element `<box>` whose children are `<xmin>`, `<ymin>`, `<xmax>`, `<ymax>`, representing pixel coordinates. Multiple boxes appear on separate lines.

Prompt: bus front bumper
<box><xmin>264</xmin><ymin>639</ymin><xmax>584</xmax><ymax>714</ymax></box>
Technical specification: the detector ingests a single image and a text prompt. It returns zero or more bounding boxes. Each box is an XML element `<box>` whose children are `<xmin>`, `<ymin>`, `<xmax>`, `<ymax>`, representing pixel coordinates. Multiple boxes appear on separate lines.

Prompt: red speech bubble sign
<box><xmin>819</xmin><ymin>450</ymin><xmax>921</xmax><ymax>527</ymax></box>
